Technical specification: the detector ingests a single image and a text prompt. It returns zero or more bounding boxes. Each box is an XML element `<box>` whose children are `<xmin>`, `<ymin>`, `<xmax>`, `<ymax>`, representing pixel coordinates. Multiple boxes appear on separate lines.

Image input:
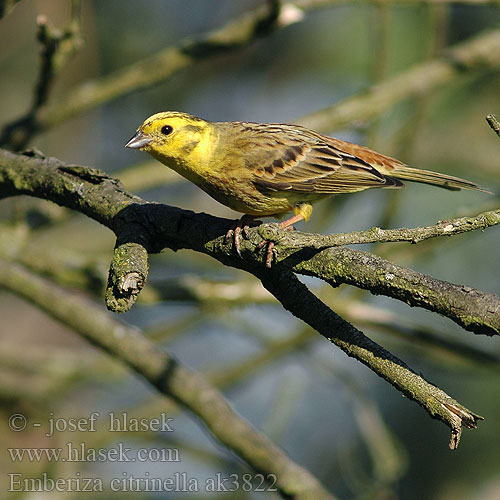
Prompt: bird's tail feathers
<box><xmin>389</xmin><ymin>165</ymin><xmax>491</xmax><ymax>193</ymax></box>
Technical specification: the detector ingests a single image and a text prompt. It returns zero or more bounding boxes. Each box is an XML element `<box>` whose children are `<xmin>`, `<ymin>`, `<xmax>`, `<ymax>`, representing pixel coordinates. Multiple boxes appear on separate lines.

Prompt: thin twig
<box><xmin>10</xmin><ymin>0</ymin><xmax>291</xmax><ymax>134</ymax></box>
<box><xmin>0</xmin><ymin>4</ymin><xmax>83</xmax><ymax>149</ymax></box>
<box><xmin>0</xmin><ymin>0</ymin><xmax>22</xmax><ymax>19</ymax></box>
<box><xmin>4</xmin><ymin>7</ymin><xmax>500</xmax><ymax>145</ymax></box>
<box><xmin>258</xmin><ymin>208</ymin><xmax>500</xmax><ymax>249</ymax></box>
<box><xmin>486</xmin><ymin>113</ymin><xmax>500</xmax><ymax>138</ymax></box>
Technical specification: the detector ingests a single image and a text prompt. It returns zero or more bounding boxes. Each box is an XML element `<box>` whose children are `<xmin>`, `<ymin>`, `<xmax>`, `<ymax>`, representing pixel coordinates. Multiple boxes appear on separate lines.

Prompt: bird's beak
<box><xmin>125</xmin><ymin>130</ymin><xmax>153</xmax><ymax>149</ymax></box>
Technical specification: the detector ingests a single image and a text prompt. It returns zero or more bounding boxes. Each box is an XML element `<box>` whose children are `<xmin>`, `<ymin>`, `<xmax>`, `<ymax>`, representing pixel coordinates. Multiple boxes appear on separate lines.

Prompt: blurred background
<box><xmin>1</xmin><ymin>1</ymin><xmax>500</xmax><ymax>499</ymax></box>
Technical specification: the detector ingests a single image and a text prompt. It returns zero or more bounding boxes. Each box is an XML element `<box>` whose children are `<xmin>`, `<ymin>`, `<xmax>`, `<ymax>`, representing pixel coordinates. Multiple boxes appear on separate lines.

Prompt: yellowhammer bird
<box><xmin>125</xmin><ymin>111</ymin><xmax>488</xmax><ymax>264</ymax></box>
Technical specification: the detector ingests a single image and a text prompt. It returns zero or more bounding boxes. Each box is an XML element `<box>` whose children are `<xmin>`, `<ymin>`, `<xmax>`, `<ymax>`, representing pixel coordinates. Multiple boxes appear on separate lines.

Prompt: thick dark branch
<box><xmin>0</xmin><ymin>259</ymin><xmax>334</xmax><ymax>500</ymax></box>
<box><xmin>0</xmin><ymin>148</ymin><xmax>493</xmax><ymax>444</ymax></box>
<box><xmin>293</xmin><ymin>247</ymin><xmax>500</xmax><ymax>336</ymax></box>
<box><xmin>1</xmin><ymin>148</ymin><xmax>498</xmax><ymax>335</ymax></box>
<box><xmin>257</xmin><ymin>270</ymin><xmax>482</xmax><ymax>449</ymax></box>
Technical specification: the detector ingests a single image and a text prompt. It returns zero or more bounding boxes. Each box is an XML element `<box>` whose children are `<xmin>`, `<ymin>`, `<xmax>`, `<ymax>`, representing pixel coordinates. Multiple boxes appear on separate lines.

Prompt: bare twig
<box><xmin>0</xmin><ymin>3</ymin><xmax>83</xmax><ymax>149</ymax></box>
<box><xmin>10</xmin><ymin>1</ymin><xmax>292</xmax><ymax>134</ymax></box>
<box><xmin>4</xmin><ymin>8</ymin><xmax>500</xmax><ymax>147</ymax></box>
<box><xmin>0</xmin><ymin>0</ymin><xmax>21</xmax><ymax>19</ymax></box>
<box><xmin>486</xmin><ymin>113</ymin><xmax>500</xmax><ymax>138</ymax></box>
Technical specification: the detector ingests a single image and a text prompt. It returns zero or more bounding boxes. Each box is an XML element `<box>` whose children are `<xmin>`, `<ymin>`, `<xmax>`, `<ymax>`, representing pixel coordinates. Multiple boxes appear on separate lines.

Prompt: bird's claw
<box><xmin>256</xmin><ymin>224</ymin><xmax>296</xmax><ymax>268</ymax></box>
<box><xmin>226</xmin><ymin>215</ymin><xmax>261</xmax><ymax>257</ymax></box>
<box><xmin>227</xmin><ymin>216</ymin><xmax>296</xmax><ymax>266</ymax></box>
<box><xmin>256</xmin><ymin>239</ymin><xmax>276</xmax><ymax>268</ymax></box>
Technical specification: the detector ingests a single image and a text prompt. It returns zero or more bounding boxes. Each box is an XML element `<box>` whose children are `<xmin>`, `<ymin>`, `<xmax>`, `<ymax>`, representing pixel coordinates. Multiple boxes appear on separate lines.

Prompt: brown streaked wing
<box><xmin>229</xmin><ymin>122</ymin><xmax>399</xmax><ymax>193</ymax></box>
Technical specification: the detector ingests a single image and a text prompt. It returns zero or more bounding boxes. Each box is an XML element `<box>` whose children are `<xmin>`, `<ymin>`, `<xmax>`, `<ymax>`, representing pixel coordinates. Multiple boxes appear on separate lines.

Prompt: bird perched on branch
<box><xmin>126</xmin><ymin>111</ymin><xmax>489</xmax><ymax>265</ymax></box>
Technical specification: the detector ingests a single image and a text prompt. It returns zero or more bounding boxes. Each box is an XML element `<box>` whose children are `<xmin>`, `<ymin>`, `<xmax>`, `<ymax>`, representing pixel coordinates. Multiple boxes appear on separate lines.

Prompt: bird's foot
<box><xmin>256</xmin><ymin>223</ymin><xmax>296</xmax><ymax>268</ymax></box>
<box><xmin>225</xmin><ymin>215</ymin><xmax>262</xmax><ymax>257</ymax></box>
<box><xmin>257</xmin><ymin>212</ymin><xmax>304</xmax><ymax>268</ymax></box>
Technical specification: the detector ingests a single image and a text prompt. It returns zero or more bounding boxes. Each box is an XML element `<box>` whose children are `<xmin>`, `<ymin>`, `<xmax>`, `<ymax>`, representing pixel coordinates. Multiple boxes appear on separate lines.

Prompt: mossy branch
<box><xmin>1</xmin><ymin>147</ymin><xmax>496</xmax><ymax>446</ymax></box>
<box><xmin>0</xmin><ymin>259</ymin><xmax>335</xmax><ymax>500</ymax></box>
<box><xmin>293</xmin><ymin>246</ymin><xmax>500</xmax><ymax>336</ymax></box>
<box><xmin>257</xmin><ymin>270</ymin><xmax>483</xmax><ymax>449</ymax></box>
<box><xmin>258</xmin><ymin>211</ymin><xmax>500</xmax><ymax>249</ymax></box>
<box><xmin>1</xmin><ymin>148</ymin><xmax>498</xmax><ymax>333</ymax></box>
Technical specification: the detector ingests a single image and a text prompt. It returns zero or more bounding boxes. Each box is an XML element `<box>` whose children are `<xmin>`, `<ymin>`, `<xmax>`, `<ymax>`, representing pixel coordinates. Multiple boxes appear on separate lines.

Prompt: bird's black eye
<box><xmin>161</xmin><ymin>125</ymin><xmax>173</xmax><ymax>135</ymax></box>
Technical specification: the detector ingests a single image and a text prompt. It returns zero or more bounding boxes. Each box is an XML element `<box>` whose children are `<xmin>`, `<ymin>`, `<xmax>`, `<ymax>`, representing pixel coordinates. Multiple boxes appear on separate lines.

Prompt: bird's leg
<box><xmin>226</xmin><ymin>214</ymin><xmax>261</xmax><ymax>257</ymax></box>
<box><xmin>279</xmin><ymin>213</ymin><xmax>306</xmax><ymax>229</ymax></box>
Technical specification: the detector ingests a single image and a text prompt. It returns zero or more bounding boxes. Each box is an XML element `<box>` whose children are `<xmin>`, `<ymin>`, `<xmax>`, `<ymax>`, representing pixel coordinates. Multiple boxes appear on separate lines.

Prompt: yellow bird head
<box><xmin>125</xmin><ymin>111</ymin><xmax>214</xmax><ymax>169</ymax></box>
